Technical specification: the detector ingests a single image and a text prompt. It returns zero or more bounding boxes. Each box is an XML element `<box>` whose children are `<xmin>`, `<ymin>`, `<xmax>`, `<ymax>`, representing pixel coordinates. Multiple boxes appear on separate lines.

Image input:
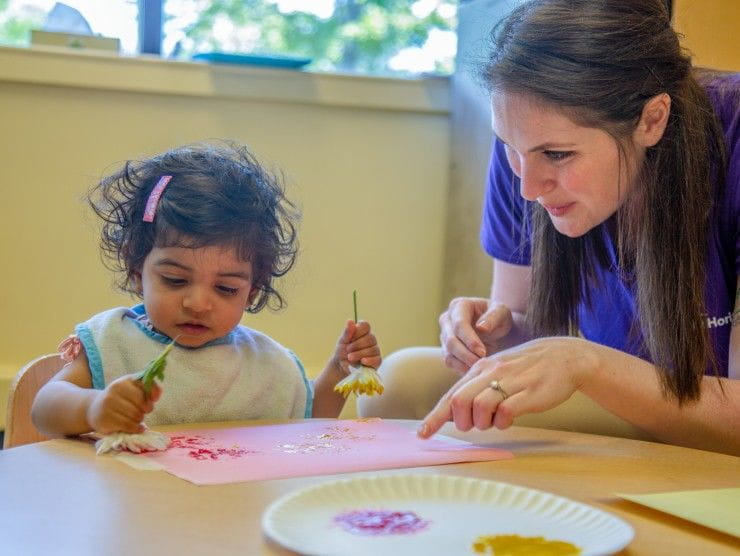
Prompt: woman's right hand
<box><xmin>86</xmin><ymin>375</ymin><xmax>161</xmax><ymax>434</ymax></box>
<box><xmin>439</xmin><ymin>297</ymin><xmax>514</xmax><ymax>375</ymax></box>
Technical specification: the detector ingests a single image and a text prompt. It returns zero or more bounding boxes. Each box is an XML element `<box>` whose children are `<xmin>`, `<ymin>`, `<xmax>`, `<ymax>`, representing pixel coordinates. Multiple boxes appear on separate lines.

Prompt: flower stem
<box><xmin>353</xmin><ymin>289</ymin><xmax>358</xmax><ymax>323</ymax></box>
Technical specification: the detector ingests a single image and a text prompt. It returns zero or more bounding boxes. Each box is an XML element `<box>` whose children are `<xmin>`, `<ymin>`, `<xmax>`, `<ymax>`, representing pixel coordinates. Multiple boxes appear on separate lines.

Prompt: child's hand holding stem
<box><xmin>333</xmin><ymin>291</ymin><xmax>384</xmax><ymax>397</ymax></box>
<box><xmin>332</xmin><ymin>319</ymin><xmax>382</xmax><ymax>377</ymax></box>
<box><xmin>311</xmin><ymin>292</ymin><xmax>383</xmax><ymax>417</ymax></box>
<box><xmin>86</xmin><ymin>375</ymin><xmax>161</xmax><ymax>435</ymax></box>
<box><xmin>88</xmin><ymin>338</ymin><xmax>173</xmax><ymax>434</ymax></box>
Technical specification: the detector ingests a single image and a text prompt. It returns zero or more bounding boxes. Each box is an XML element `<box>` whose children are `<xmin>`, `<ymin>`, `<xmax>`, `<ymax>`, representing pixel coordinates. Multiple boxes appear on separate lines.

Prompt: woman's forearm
<box><xmin>581</xmin><ymin>345</ymin><xmax>740</xmax><ymax>455</ymax></box>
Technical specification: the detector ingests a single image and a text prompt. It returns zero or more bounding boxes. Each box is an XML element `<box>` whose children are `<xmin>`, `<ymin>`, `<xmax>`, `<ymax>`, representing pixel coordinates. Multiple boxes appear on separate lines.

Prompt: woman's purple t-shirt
<box><xmin>480</xmin><ymin>73</ymin><xmax>739</xmax><ymax>376</ymax></box>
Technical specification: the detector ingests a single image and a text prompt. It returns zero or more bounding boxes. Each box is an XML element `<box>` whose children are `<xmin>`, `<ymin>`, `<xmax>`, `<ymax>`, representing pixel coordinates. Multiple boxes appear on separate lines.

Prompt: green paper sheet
<box><xmin>617</xmin><ymin>488</ymin><xmax>740</xmax><ymax>538</ymax></box>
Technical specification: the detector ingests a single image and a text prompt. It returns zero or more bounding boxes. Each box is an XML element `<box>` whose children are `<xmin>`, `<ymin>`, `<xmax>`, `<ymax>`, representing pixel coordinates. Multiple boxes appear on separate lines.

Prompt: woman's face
<box><xmin>491</xmin><ymin>92</ymin><xmax>644</xmax><ymax>238</ymax></box>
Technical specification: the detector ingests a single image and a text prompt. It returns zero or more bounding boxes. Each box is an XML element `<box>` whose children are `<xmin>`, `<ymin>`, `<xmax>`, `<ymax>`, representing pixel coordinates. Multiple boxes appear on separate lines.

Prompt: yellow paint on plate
<box><xmin>472</xmin><ymin>534</ymin><xmax>581</xmax><ymax>555</ymax></box>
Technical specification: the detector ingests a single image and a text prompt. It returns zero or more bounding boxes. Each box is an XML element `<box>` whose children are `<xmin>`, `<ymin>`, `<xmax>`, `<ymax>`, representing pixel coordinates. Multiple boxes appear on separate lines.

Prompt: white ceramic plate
<box><xmin>262</xmin><ymin>474</ymin><xmax>633</xmax><ymax>556</ymax></box>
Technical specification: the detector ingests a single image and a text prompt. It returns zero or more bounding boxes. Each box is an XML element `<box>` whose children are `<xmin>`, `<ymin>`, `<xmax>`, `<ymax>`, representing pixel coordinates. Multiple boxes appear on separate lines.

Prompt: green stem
<box><xmin>136</xmin><ymin>337</ymin><xmax>177</xmax><ymax>396</ymax></box>
<box><xmin>353</xmin><ymin>289</ymin><xmax>358</xmax><ymax>323</ymax></box>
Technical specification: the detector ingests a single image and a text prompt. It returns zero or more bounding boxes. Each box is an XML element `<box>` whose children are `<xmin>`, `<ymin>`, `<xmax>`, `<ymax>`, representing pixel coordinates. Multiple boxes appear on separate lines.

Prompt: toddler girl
<box><xmin>32</xmin><ymin>142</ymin><xmax>381</xmax><ymax>438</ymax></box>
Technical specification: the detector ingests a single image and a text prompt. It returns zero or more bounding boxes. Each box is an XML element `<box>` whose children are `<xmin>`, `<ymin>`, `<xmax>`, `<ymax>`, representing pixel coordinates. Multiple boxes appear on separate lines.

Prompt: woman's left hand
<box><xmin>417</xmin><ymin>336</ymin><xmax>601</xmax><ymax>438</ymax></box>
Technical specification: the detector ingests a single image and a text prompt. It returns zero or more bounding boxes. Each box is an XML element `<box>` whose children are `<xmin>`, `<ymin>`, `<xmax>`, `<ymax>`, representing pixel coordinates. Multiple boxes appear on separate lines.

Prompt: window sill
<box><xmin>0</xmin><ymin>45</ymin><xmax>450</xmax><ymax>114</ymax></box>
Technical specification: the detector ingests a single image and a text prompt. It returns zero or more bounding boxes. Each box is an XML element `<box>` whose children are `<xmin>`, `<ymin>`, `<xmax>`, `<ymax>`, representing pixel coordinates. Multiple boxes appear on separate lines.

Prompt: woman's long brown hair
<box><xmin>482</xmin><ymin>0</ymin><xmax>727</xmax><ymax>402</ymax></box>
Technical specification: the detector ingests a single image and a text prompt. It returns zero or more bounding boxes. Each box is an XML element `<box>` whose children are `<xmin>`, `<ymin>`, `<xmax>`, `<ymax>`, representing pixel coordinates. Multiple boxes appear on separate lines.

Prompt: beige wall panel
<box><xmin>0</xmin><ymin>53</ymin><xmax>450</xmax><ymax>378</ymax></box>
<box><xmin>674</xmin><ymin>0</ymin><xmax>740</xmax><ymax>71</ymax></box>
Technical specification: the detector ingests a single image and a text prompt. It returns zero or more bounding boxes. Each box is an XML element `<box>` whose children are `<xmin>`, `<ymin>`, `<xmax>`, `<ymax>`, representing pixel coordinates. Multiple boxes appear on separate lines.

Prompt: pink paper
<box><xmin>138</xmin><ymin>419</ymin><xmax>513</xmax><ymax>485</ymax></box>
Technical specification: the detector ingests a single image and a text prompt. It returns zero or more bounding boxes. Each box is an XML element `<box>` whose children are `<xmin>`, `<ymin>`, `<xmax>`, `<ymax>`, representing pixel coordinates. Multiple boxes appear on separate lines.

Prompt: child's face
<box><xmin>135</xmin><ymin>244</ymin><xmax>255</xmax><ymax>347</ymax></box>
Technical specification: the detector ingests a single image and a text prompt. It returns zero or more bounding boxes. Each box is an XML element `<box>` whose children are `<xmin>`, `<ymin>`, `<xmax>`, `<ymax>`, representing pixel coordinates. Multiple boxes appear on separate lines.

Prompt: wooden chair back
<box><xmin>4</xmin><ymin>354</ymin><xmax>64</xmax><ymax>449</ymax></box>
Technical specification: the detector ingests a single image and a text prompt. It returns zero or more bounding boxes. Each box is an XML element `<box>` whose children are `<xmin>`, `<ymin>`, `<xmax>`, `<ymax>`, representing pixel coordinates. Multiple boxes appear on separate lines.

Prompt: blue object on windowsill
<box><xmin>192</xmin><ymin>52</ymin><xmax>311</xmax><ymax>69</ymax></box>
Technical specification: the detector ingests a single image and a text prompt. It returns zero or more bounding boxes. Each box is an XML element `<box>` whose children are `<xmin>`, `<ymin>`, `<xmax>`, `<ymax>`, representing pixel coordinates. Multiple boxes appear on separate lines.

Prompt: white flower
<box><xmin>95</xmin><ymin>428</ymin><xmax>170</xmax><ymax>455</ymax></box>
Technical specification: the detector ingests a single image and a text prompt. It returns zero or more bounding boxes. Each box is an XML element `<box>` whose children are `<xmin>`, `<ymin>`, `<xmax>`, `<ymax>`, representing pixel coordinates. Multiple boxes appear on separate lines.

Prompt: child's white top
<box><xmin>74</xmin><ymin>305</ymin><xmax>313</xmax><ymax>425</ymax></box>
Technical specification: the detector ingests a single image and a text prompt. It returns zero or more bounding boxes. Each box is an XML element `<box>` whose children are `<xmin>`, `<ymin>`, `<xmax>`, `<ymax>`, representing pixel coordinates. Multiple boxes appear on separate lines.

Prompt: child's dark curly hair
<box><xmin>89</xmin><ymin>141</ymin><xmax>299</xmax><ymax>313</ymax></box>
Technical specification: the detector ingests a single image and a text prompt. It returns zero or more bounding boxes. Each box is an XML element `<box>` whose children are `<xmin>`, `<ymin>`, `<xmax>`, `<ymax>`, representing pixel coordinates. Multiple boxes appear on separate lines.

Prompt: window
<box><xmin>0</xmin><ymin>0</ymin><xmax>138</xmax><ymax>53</ymax></box>
<box><xmin>0</xmin><ymin>0</ymin><xmax>457</xmax><ymax>77</ymax></box>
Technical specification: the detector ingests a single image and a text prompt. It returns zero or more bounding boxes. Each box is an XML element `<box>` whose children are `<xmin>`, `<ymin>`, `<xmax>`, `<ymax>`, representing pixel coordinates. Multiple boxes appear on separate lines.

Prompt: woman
<box><xmin>364</xmin><ymin>0</ymin><xmax>739</xmax><ymax>454</ymax></box>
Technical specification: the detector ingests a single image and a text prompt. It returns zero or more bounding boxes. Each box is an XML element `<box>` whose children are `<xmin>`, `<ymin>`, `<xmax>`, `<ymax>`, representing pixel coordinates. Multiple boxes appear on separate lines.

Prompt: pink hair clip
<box><xmin>142</xmin><ymin>175</ymin><xmax>173</xmax><ymax>222</ymax></box>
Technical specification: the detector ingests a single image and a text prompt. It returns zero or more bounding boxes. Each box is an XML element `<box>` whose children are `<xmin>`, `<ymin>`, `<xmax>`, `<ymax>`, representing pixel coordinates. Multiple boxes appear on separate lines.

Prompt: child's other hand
<box><xmin>86</xmin><ymin>375</ymin><xmax>161</xmax><ymax>435</ymax></box>
<box><xmin>334</xmin><ymin>319</ymin><xmax>382</xmax><ymax>374</ymax></box>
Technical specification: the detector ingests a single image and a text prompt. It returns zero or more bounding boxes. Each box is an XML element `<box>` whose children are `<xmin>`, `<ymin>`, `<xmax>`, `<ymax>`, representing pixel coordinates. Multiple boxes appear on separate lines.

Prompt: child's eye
<box><xmin>543</xmin><ymin>150</ymin><xmax>574</xmax><ymax>161</ymax></box>
<box><xmin>161</xmin><ymin>276</ymin><xmax>186</xmax><ymax>287</ymax></box>
<box><xmin>217</xmin><ymin>285</ymin><xmax>239</xmax><ymax>296</ymax></box>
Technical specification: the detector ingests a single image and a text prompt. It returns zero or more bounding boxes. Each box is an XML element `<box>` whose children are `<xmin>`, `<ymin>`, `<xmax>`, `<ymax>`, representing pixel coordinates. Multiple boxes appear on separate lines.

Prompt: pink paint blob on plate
<box><xmin>334</xmin><ymin>509</ymin><xmax>430</xmax><ymax>536</ymax></box>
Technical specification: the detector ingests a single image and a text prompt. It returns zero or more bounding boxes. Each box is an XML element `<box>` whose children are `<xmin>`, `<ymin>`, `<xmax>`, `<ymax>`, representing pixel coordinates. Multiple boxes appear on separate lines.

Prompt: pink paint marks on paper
<box><xmin>170</xmin><ymin>435</ymin><xmax>212</xmax><ymax>450</ymax></box>
<box><xmin>276</xmin><ymin>424</ymin><xmax>377</xmax><ymax>454</ymax></box>
<box><xmin>169</xmin><ymin>434</ymin><xmax>261</xmax><ymax>460</ymax></box>
<box><xmin>334</xmin><ymin>509</ymin><xmax>430</xmax><ymax>536</ymax></box>
<box><xmin>137</xmin><ymin>419</ymin><xmax>514</xmax><ymax>485</ymax></box>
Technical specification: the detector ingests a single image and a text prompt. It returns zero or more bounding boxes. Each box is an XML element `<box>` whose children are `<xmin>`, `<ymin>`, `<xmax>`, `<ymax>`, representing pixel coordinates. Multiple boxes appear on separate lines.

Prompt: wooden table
<box><xmin>1</xmin><ymin>421</ymin><xmax>738</xmax><ymax>555</ymax></box>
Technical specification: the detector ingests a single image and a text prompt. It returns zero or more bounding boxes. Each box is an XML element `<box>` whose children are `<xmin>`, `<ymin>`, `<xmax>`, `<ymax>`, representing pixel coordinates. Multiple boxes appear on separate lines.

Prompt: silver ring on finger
<box><xmin>489</xmin><ymin>379</ymin><xmax>509</xmax><ymax>401</ymax></box>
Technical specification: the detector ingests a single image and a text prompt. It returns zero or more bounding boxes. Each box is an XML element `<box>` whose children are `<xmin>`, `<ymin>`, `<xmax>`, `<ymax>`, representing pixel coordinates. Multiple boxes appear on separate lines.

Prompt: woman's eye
<box><xmin>543</xmin><ymin>150</ymin><xmax>573</xmax><ymax>161</ymax></box>
<box><xmin>162</xmin><ymin>276</ymin><xmax>186</xmax><ymax>286</ymax></box>
<box><xmin>217</xmin><ymin>285</ymin><xmax>239</xmax><ymax>296</ymax></box>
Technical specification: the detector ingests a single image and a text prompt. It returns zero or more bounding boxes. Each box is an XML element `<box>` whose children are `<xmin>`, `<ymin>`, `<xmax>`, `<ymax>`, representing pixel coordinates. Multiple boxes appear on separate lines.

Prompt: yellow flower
<box><xmin>334</xmin><ymin>365</ymin><xmax>384</xmax><ymax>397</ymax></box>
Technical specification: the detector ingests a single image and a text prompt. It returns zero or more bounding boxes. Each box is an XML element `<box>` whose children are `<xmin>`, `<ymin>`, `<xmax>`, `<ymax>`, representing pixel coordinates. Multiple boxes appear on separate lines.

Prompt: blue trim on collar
<box><xmin>288</xmin><ymin>351</ymin><xmax>314</xmax><ymax>418</ymax></box>
<box><xmin>75</xmin><ymin>323</ymin><xmax>105</xmax><ymax>390</ymax></box>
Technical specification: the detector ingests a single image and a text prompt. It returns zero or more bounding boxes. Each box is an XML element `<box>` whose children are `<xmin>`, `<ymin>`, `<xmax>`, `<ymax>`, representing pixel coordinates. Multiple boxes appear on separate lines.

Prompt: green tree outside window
<box><xmin>0</xmin><ymin>0</ymin><xmax>457</xmax><ymax>77</ymax></box>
